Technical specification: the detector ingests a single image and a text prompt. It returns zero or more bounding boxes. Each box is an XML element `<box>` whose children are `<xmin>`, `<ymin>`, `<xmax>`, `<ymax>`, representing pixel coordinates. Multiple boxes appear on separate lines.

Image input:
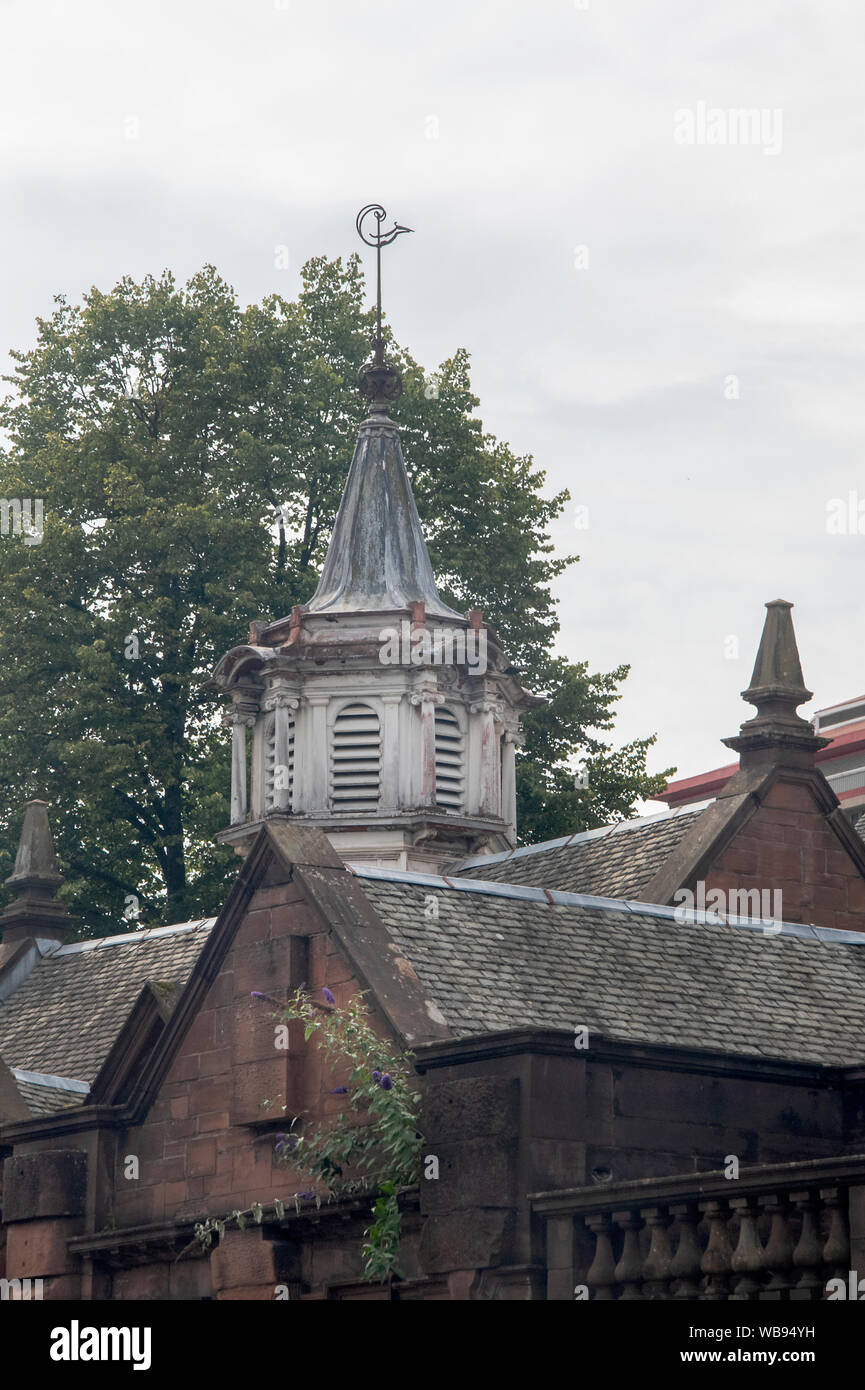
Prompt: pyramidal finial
<box><xmin>723</xmin><ymin>600</ymin><xmax>828</xmax><ymax>768</ymax></box>
<box><xmin>1</xmin><ymin>800</ymin><xmax>69</xmax><ymax>945</ymax></box>
<box><xmin>355</xmin><ymin>203</ymin><xmax>413</xmax><ymax>414</ymax></box>
<box><xmin>7</xmin><ymin>800</ymin><xmax>62</xmax><ymax>889</ymax></box>
<box><xmin>742</xmin><ymin>599</ymin><xmax>811</xmax><ymax>708</ymax></box>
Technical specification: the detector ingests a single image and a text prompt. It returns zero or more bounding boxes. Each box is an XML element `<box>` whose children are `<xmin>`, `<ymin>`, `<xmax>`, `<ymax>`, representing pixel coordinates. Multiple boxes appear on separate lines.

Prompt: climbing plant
<box><xmin>194</xmin><ymin>987</ymin><xmax>422</xmax><ymax>1281</ymax></box>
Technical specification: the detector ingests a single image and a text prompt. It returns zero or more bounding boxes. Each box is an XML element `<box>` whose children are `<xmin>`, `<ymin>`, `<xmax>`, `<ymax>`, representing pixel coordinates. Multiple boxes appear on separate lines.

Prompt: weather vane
<box><xmin>355</xmin><ymin>203</ymin><xmax>413</xmax><ymax>409</ymax></box>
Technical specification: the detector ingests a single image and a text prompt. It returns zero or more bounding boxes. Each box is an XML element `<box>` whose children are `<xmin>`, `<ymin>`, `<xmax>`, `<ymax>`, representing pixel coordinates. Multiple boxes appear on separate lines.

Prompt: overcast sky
<box><xmin>1</xmin><ymin>0</ymin><xmax>863</xmax><ymax>799</ymax></box>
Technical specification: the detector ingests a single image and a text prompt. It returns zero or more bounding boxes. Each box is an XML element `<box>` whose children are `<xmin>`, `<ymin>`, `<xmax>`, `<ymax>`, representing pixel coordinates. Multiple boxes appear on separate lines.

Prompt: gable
<box><xmin>704</xmin><ymin>778</ymin><xmax>865</xmax><ymax>930</ymax></box>
<box><xmin>0</xmin><ymin>921</ymin><xmax>213</xmax><ymax>1113</ymax></box>
<box><xmin>638</xmin><ymin>768</ymin><xmax>865</xmax><ymax>933</ymax></box>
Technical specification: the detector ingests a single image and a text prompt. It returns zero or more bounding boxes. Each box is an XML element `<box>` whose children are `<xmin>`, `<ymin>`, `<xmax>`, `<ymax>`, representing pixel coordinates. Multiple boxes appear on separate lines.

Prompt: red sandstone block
<box><xmin>213</xmin><ymin>1007</ymin><xmax>234</xmax><ymax>1049</ymax></box>
<box><xmin>239</xmin><ymin>908</ymin><xmax>272</xmax><ymax>943</ymax></box>
<box><xmin>170</xmin><ymin>1096</ymin><xmax>189</xmax><ymax>1120</ymax></box>
<box><xmin>742</xmin><ymin>820</ymin><xmax>786</xmax><ymax>846</ymax></box>
<box><xmin>777</xmin><ymin>824</ymin><xmax>817</xmax><ymax>848</ymax></box>
<box><xmin>167</xmin><ymin>1050</ymin><xmax>200</xmax><ymax>1083</ymax></box>
<box><xmin>755</xmin><ymin>846</ymin><xmax>802</xmax><ymax>880</ymax></box>
<box><xmin>207</xmin><ymin>1172</ymin><xmax>240</xmax><ymax>1199</ymax></box>
<box><xmin>188</xmin><ymin>1137</ymin><xmax>217</xmax><ymax>1178</ymax></box>
<box><xmin>831</xmin><ymin>912</ymin><xmax>865</xmax><ymax>935</ymax></box>
<box><xmin>6</xmin><ymin>1218</ymin><xmax>81</xmax><ymax>1278</ymax></box>
<box><xmin>801</xmin><ymin>847</ymin><xmax>827</xmax><ymax>878</ymax></box>
<box><xmin>200</xmin><ymin>1046</ymin><xmax>233</xmax><ymax>1077</ymax></box>
<box><xmin>812</xmin><ymin>872</ymin><xmax>848</xmax><ymax>893</ymax></box>
<box><xmin>270</xmin><ymin>901</ymin><xmax>323</xmax><ymax>937</ymax></box>
<box><xmin>233</xmin><ymin>939</ymin><xmax>294</xmax><ymax>998</ymax></box>
<box><xmin>763</xmin><ymin>782</ymin><xmax>817</xmax><ymax>812</ymax></box>
<box><xmin>811</xmin><ymin>884</ymin><xmax>846</xmax><ymax>914</ymax></box>
<box><xmin>188</xmin><ymin>1077</ymin><xmax>230</xmax><ymax>1115</ymax></box>
<box><xmin>217</xmin><ymin>1146</ymin><xmax>236</xmax><ymax>1175</ymax></box>
<box><xmin>199</xmin><ymin>1110</ymin><xmax>231</xmax><ymax>1133</ymax></box>
<box><xmin>168</xmin><ymin>1116</ymin><xmax>199</xmax><ymax>1141</ymax></box>
<box><xmin>250</xmin><ymin>884</ymin><xmax>304</xmax><ymax>910</ymax></box>
<box><xmin>715</xmin><ymin>844</ymin><xmax>758</xmax><ymax>875</ymax></box>
<box><xmin>848</xmin><ymin>879</ymin><xmax>865</xmax><ymax>913</ymax></box>
<box><xmin>210</xmin><ymin>1228</ymin><xmax>278</xmax><ymax>1293</ymax></box>
<box><xmin>145</xmin><ymin>1157</ymin><xmax>186</xmax><ymax>1185</ymax></box>
<box><xmin>203</xmin><ymin>970</ymin><xmax>236</xmax><ymax>1010</ymax></box>
<box><xmin>827</xmin><ymin>848</ymin><xmax>858</xmax><ymax>877</ymax></box>
<box><xmin>164</xmin><ymin>1180</ymin><xmax>188</xmax><ymax>1208</ymax></box>
<box><xmin>164</xmin><ymin>1140</ymin><xmax>186</xmax><ymax>1159</ymax></box>
<box><xmin>184</xmin><ymin>1011</ymin><xmax>215</xmax><ymax>1054</ymax></box>
<box><xmin>186</xmin><ymin>1176</ymin><xmax>207</xmax><ymax>1199</ymax></box>
<box><xmin>132</xmin><ymin>1122</ymin><xmax>167</xmax><ymax>1163</ymax></box>
<box><xmin>230</xmin><ymin>1057</ymin><xmax>294</xmax><ymax>1126</ymax></box>
<box><xmin>44</xmin><ymin>1274</ymin><xmax>81</xmax><ymax>1300</ymax></box>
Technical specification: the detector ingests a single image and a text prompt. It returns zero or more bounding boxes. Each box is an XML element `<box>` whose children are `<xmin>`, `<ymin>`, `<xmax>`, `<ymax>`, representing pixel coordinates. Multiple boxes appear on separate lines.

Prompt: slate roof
<box><xmin>0</xmin><ymin>920</ymin><xmax>214</xmax><ymax>1112</ymax></box>
<box><xmin>355</xmin><ymin>870</ymin><xmax>865</xmax><ymax>1066</ymax></box>
<box><xmin>450</xmin><ymin>806</ymin><xmax>705</xmax><ymax>898</ymax></box>
<box><xmin>13</xmin><ymin>1071</ymin><xmax>88</xmax><ymax>1116</ymax></box>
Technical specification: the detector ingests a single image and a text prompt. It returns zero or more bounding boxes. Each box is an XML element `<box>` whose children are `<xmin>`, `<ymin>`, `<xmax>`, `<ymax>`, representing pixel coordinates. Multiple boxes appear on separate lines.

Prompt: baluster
<box><xmin>641</xmin><ymin>1205</ymin><xmax>674</xmax><ymax>1299</ymax></box>
<box><xmin>585</xmin><ymin>1214</ymin><xmax>617</xmax><ymax>1301</ymax></box>
<box><xmin>612</xmin><ymin>1210</ymin><xmax>644</xmax><ymax>1300</ymax></box>
<box><xmin>760</xmin><ymin>1194</ymin><xmax>795</xmax><ymax>1299</ymax></box>
<box><xmin>669</xmin><ymin>1203</ymin><xmax>702</xmax><ymax>1300</ymax></box>
<box><xmin>791</xmin><ymin>1190</ymin><xmax>825</xmax><ymax>1300</ymax></box>
<box><xmin>730</xmin><ymin>1197</ymin><xmax>764</xmax><ymax>1300</ymax></box>
<box><xmin>820</xmin><ymin>1187</ymin><xmax>849</xmax><ymax>1298</ymax></box>
<box><xmin>699</xmin><ymin>1200</ymin><xmax>733</xmax><ymax>1300</ymax></box>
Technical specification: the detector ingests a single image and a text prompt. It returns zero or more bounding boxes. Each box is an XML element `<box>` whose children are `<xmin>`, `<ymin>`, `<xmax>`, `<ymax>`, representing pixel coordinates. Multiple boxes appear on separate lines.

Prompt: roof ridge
<box><xmin>350</xmin><ymin>862</ymin><xmax>865</xmax><ymax>946</ymax></box>
<box><xmin>11</xmin><ymin>1066</ymin><xmax>90</xmax><ymax>1093</ymax></box>
<box><xmin>447</xmin><ymin>802</ymin><xmax>710</xmax><ymax>874</ymax></box>
<box><xmin>53</xmin><ymin>918</ymin><xmax>216</xmax><ymax>957</ymax></box>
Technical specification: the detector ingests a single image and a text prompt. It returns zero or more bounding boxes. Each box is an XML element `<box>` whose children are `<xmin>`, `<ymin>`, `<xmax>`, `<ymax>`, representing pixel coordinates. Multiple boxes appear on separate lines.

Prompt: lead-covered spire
<box><xmin>306</xmin><ymin>203</ymin><xmax>461</xmax><ymax>620</ymax></box>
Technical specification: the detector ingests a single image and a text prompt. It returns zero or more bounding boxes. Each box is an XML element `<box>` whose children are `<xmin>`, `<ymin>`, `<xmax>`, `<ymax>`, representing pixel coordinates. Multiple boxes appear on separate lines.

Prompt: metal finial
<box><xmin>355</xmin><ymin>203</ymin><xmax>413</xmax><ymax>409</ymax></box>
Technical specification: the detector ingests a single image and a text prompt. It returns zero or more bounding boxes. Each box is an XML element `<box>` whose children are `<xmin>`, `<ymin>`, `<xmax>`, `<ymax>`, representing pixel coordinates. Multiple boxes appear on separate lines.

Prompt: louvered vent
<box><xmin>435</xmin><ymin>706</ymin><xmax>464</xmax><ymax>810</ymax></box>
<box><xmin>331</xmin><ymin>703</ymin><xmax>381</xmax><ymax>812</ymax></box>
<box><xmin>263</xmin><ymin>710</ymin><xmax>294</xmax><ymax>812</ymax></box>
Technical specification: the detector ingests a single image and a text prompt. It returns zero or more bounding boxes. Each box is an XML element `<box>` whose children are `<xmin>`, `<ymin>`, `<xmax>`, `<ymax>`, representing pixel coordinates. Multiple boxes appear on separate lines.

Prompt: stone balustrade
<box><xmin>531</xmin><ymin>1153</ymin><xmax>865</xmax><ymax>1300</ymax></box>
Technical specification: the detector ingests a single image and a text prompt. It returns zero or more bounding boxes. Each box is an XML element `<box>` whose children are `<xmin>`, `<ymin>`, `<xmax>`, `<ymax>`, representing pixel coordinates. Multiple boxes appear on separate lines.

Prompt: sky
<box><xmin>1</xmin><ymin>0</ymin><xmax>863</xmax><ymax>800</ymax></box>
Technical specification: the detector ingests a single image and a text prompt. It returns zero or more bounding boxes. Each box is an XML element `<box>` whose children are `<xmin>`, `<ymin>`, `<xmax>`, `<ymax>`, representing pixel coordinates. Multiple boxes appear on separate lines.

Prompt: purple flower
<box><xmin>274</xmin><ymin>1133</ymin><xmax>298</xmax><ymax>1155</ymax></box>
<box><xmin>331</xmin><ymin>1086</ymin><xmax>348</xmax><ymax>1094</ymax></box>
<box><xmin>322</xmin><ymin>987</ymin><xmax>336</xmax><ymax>1005</ymax></box>
<box><xmin>379</xmin><ymin>1073</ymin><xmax>393</xmax><ymax>1090</ymax></box>
<box><xmin>371</xmin><ymin>1070</ymin><xmax>382</xmax><ymax>1083</ymax></box>
<box><xmin>250</xmin><ymin>991</ymin><xmax>267</xmax><ymax>1000</ymax></box>
<box><xmin>296</xmin><ymin>1191</ymin><xmax>315</xmax><ymax>1201</ymax></box>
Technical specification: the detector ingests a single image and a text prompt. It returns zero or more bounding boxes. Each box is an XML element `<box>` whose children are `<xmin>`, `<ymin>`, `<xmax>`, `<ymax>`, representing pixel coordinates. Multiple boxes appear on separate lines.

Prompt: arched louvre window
<box><xmin>263</xmin><ymin>709</ymin><xmax>294</xmax><ymax>812</ymax></box>
<box><xmin>331</xmin><ymin>703</ymin><xmax>381</xmax><ymax>811</ymax></box>
<box><xmin>434</xmin><ymin>706</ymin><xmax>465</xmax><ymax>810</ymax></box>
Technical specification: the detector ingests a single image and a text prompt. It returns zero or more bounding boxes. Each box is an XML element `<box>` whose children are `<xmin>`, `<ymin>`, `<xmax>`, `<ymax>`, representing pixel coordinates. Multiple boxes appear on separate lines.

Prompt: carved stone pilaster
<box><xmin>225</xmin><ymin>706</ymin><xmax>256</xmax><ymax>824</ymax></box>
<box><xmin>262</xmin><ymin>690</ymin><xmax>300</xmax><ymax>813</ymax></box>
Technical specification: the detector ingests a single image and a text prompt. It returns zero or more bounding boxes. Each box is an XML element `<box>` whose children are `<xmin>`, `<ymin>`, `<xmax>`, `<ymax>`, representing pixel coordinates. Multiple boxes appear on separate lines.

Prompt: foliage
<box><xmin>195</xmin><ymin>988</ymin><xmax>421</xmax><ymax>1281</ymax></box>
<box><xmin>0</xmin><ymin>257</ymin><xmax>672</xmax><ymax>931</ymax></box>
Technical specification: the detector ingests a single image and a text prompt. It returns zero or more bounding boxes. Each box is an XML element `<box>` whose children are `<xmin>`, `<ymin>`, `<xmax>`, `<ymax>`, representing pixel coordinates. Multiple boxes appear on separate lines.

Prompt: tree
<box><xmin>0</xmin><ymin>258</ymin><xmax>672</xmax><ymax>934</ymax></box>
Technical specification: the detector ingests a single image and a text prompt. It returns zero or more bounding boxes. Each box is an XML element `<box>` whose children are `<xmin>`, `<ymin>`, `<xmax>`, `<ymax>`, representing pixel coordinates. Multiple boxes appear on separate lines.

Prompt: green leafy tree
<box><xmin>0</xmin><ymin>258</ymin><xmax>671</xmax><ymax>933</ymax></box>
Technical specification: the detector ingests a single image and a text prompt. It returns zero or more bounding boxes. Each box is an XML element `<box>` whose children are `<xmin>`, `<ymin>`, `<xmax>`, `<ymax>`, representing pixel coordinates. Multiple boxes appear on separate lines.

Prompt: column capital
<box><xmin>263</xmin><ymin>691</ymin><xmax>300</xmax><ymax>712</ymax></box>
<box><xmin>224</xmin><ymin>708</ymin><xmax>256</xmax><ymax>729</ymax></box>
